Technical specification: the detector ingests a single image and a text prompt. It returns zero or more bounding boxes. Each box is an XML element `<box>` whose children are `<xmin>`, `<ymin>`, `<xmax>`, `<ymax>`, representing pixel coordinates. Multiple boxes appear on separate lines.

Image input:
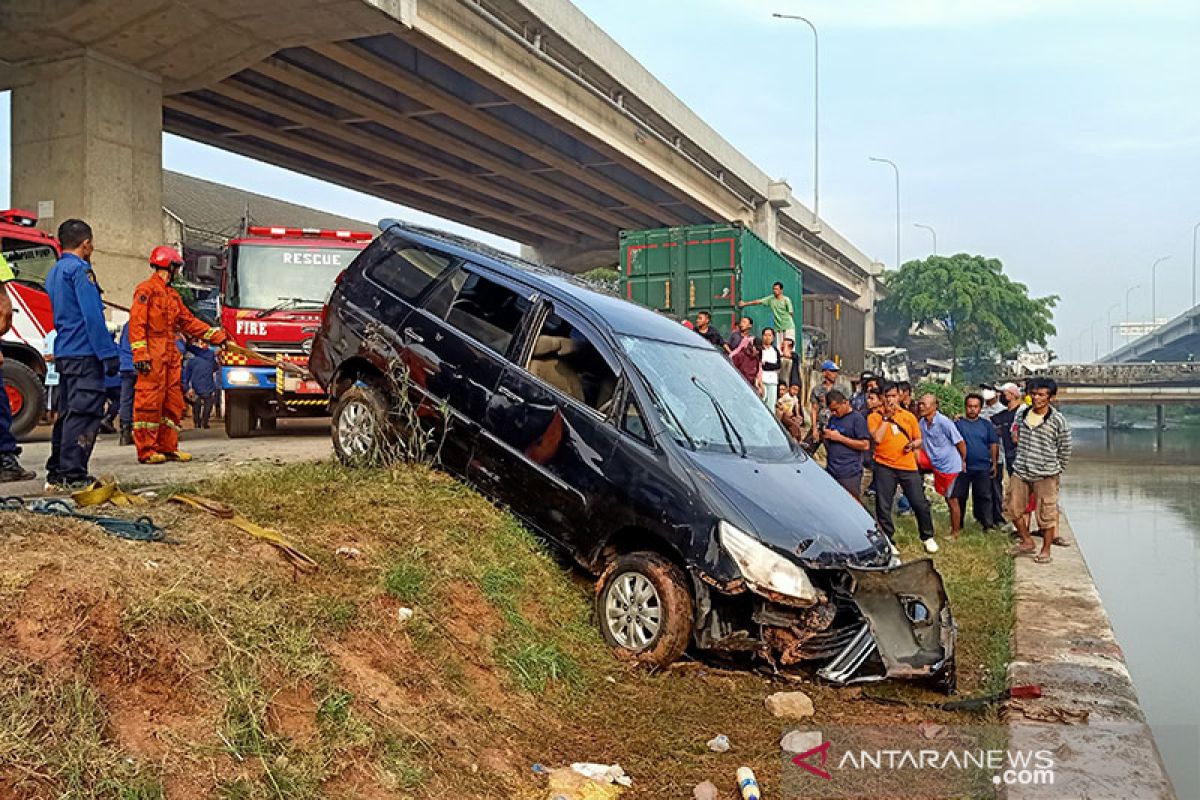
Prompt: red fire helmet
<box><xmin>149</xmin><ymin>245</ymin><xmax>183</xmax><ymax>269</ymax></box>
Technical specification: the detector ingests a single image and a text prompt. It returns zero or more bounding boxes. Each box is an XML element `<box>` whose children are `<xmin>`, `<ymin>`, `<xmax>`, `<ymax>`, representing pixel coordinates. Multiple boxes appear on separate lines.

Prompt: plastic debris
<box><xmin>693</xmin><ymin>779</ymin><xmax>720</xmax><ymax>800</ymax></box>
<box><xmin>571</xmin><ymin>763</ymin><xmax>631</xmax><ymax>787</ymax></box>
<box><xmin>335</xmin><ymin>545</ymin><xmax>362</xmax><ymax>559</ymax></box>
<box><xmin>707</xmin><ymin>734</ymin><xmax>731</xmax><ymax>753</ymax></box>
<box><xmin>736</xmin><ymin>766</ymin><xmax>761</xmax><ymax>800</ymax></box>
<box><xmin>397</xmin><ymin>607</ymin><xmax>414</xmax><ymax>623</ymax></box>
<box><xmin>545</xmin><ymin>762</ymin><xmax>630</xmax><ymax>799</ymax></box>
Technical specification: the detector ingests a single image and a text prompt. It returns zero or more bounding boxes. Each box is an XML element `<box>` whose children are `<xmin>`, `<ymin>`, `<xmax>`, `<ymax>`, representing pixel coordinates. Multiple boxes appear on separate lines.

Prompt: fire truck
<box><xmin>209</xmin><ymin>225</ymin><xmax>373</xmax><ymax>438</ymax></box>
<box><xmin>1</xmin><ymin>210</ymin><xmax>60</xmax><ymax>440</ymax></box>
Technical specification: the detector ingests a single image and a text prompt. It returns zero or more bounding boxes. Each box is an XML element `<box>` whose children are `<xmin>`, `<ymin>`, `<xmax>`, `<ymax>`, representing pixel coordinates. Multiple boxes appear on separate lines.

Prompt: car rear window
<box><xmin>444</xmin><ymin>272</ymin><xmax>530</xmax><ymax>354</ymax></box>
<box><xmin>367</xmin><ymin>245</ymin><xmax>456</xmax><ymax>302</ymax></box>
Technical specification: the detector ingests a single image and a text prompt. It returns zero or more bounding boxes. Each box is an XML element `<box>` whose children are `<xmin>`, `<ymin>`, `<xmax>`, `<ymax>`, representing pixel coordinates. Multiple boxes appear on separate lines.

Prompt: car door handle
<box><xmin>497</xmin><ymin>386</ymin><xmax>523</xmax><ymax>403</ymax></box>
<box><xmin>402</xmin><ymin>326</ymin><xmax>424</xmax><ymax>344</ymax></box>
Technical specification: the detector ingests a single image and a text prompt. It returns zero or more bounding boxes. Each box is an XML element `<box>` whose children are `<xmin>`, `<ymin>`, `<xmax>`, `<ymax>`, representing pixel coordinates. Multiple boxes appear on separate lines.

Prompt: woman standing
<box><xmin>759</xmin><ymin>327</ymin><xmax>781</xmax><ymax>409</ymax></box>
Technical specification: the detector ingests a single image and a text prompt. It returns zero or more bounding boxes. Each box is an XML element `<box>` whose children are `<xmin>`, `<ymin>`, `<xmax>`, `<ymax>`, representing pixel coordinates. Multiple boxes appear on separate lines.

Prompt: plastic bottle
<box><xmin>736</xmin><ymin>766</ymin><xmax>761</xmax><ymax>800</ymax></box>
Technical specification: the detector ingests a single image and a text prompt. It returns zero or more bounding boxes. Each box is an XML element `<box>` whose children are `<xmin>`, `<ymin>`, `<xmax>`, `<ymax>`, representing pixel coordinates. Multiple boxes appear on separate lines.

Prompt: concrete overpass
<box><xmin>1101</xmin><ymin>304</ymin><xmax>1200</xmax><ymax>364</ymax></box>
<box><xmin>2</xmin><ymin>0</ymin><xmax>880</xmax><ymax>327</ymax></box>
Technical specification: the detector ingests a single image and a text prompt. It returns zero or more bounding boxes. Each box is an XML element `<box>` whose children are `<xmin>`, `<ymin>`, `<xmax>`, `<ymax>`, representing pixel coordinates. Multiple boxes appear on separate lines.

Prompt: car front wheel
<box><xmin>595</xmin><ymin>551</ymin><xmax>693</xmax><ymax>667</ymax></box>
<box><xmin>331</xmin><ymin>385</ymin><xmax>394</xmax><ymax>466</ymax></box>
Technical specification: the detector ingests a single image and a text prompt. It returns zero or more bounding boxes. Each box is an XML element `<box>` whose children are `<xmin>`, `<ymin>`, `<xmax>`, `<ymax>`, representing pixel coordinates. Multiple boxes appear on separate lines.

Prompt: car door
<box><xmin>404</xmin><ymin>266</ymin><xmax>533</xmax><ymax>479</ymax></box>
<box><xmin>479</xmin><ymin>301</ymin><xmax>624</xmax><ymax>553</ymax></box>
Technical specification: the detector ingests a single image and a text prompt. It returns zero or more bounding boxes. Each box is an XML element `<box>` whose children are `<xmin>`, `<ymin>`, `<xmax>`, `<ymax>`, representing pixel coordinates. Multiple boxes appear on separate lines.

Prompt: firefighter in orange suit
<box><xmin>129</xmin><ymin>246</ymin><xmax>227</xmax><ymax>464</ymax></box>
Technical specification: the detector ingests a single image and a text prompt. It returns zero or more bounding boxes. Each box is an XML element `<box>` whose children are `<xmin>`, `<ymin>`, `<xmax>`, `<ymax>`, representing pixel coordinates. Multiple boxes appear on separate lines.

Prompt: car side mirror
<box><xmin>194</xmin><ymin>254</ymin><xmax>223</xmax><ymax>283</ymax></box>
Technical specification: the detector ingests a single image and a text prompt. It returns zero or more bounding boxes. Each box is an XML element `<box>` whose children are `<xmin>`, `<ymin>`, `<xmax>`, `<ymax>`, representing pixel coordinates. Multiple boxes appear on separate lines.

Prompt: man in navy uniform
<box><xmin>43</xmin><ymin>219</ymin><xmax>119</xmax><ymax>490</ymax></box>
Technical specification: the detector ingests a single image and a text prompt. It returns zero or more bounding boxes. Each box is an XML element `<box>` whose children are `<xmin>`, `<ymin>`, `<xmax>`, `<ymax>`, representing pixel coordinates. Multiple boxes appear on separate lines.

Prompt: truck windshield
<box><xmin>228</xmin><ymin>244</ymin><xmax>360</xmax><ymax>310</ymax></box>
<box><xmin>619</xmin><ymin>336</ymin><xmax>793</xmax><ymax>459</ymax></box>
<box><xmin>2</xmin><ymin>239</ymin><xmax>57</xmax><ymax>288</ymax></box>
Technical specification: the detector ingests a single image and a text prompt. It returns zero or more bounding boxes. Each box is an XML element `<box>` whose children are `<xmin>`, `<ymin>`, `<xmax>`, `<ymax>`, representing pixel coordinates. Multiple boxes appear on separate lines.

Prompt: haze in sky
<box><xmin>2</xmin><ymin>0</ymin><xmax>1197</xmax><ymax>361</ymax></box>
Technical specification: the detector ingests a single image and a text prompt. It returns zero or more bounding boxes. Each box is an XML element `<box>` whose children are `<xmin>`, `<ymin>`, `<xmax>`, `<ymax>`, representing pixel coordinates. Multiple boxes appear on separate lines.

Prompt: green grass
<box><xmin>382</xmin><ymin>555</ymin><xmax>428</xmax><ymax>603</ymax></box>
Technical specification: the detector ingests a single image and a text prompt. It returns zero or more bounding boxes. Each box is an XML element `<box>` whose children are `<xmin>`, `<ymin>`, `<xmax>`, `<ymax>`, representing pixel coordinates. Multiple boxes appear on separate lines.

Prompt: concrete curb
<box><xmin>1005</xmin><ymin>514</ymin><xmax>1176</xmax><ymax>799</ymax></box>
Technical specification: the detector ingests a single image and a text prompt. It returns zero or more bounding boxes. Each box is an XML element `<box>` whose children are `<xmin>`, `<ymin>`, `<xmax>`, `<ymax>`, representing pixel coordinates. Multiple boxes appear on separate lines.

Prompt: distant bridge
<box><xmin>1101</xmin><ymin>304</ymin><xmax>1200</xmax><ymax>364</ymax></box>
<box><xmin>1029</xmin><ymin>362</ymin><xmax>1200</xmax><ymax>405</ymax></box>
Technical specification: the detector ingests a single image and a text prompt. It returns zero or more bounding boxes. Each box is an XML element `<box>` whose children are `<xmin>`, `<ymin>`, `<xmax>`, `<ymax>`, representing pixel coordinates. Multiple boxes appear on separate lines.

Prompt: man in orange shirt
<box><xmin>868</xmin><ymin>382</ymin><xmax>937</xmax><ymax>553</ymax></box>
<box><xmin>129</xmin><ymin>246</ymin><xmax>227</xmax><ymax>464</ymax></box>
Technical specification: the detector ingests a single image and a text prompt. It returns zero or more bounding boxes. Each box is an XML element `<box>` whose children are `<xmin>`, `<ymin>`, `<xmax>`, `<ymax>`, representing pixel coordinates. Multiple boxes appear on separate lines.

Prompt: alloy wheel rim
<box><xmin>338</xmin><ymin>400</ymin><xmax>377</xmax><ymax>458</ymax></box>
<box><xmin>604</xmin><ymin>572</ymin><xmax>662</xmax><ymax>649</ymax></box>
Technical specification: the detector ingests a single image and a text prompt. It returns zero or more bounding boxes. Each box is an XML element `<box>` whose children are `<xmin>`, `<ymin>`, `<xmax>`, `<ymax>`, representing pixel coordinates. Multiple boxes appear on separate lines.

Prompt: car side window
<box><xmin>527</xmin><ymin>311</ymin><xmax>618</xmax><ymax>415</ymax></box>
<box><xmin>622</xmin><ymin>396</ymin><xmax>651</xmax><ymax>444</ymax></box>
<box><xmin>444</xmin><ymin>272</ymin><xmax>530</xmax><ymax>354</ymax></box>
<box><xmin>421</xmin><ymin>268</ymin><xmax>467</xmax><ymax>319</ymax></box>
<box><xmin>367</xmin><ymin>245</ymin><xmax>455</xmax><ymax>302</ymax></box>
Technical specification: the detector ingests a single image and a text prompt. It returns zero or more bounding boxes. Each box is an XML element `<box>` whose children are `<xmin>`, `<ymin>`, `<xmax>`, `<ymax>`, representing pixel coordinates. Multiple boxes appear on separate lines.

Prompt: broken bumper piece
<box><xmin>817</xmin><ymin>559</ymin><xmax>957</xmax><ymax>692</ymax></box>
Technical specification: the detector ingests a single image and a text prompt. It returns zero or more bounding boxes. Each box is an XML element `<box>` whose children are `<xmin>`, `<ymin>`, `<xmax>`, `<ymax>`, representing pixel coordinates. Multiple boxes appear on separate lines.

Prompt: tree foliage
<box><xmin>879</xmin><ymin>254</ymin><xmax>1057</xmax><ymax>378</ymax></box>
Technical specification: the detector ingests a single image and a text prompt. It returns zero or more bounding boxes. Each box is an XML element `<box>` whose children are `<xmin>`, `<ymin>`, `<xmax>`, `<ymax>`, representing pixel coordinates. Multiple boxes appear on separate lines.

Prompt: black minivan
<box><xmin>310</xmin><ymin>222</ymin><xmax>955</xmax><ymax>690</ymax></box>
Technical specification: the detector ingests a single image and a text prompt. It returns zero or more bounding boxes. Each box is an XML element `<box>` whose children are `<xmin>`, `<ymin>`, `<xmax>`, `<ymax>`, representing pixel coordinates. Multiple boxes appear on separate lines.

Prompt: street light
<box><xmin>869</xmin><ymin>156</ymin><xmax>900</xmax><ymax>269</ymax></box>
<box><xmin>1151</xmin><ymin>255</ymin><xmax>1171</xmax><ymax>326</ymax></box>
<box><xmin>1106</xmin><ymin>302</ymin><xmax>1120</xmax><ymax>353</ymax></box>
<box><xmin>1125</xmin><ymin>284</ymin><xmax>1140</xmax><ymax>323</ymax></box>
<box><xmin>1090</xmin><ymin>317</ymin><xmax>1104</xmax><ymax>362</ymax></box>
<box><xmin>1192</xmin><ymin>220</ymin><xmax>1199</xmax><ymax>309</ymax></box>
<box><xmin>914</xmin><ymin>223</ymin><xmax>937</xmax><ymax>255</ymax></box>
<box><xmin>773</xmin><ymin>13</ymin><xmax>820</xmax><ymax>226</ymax></box>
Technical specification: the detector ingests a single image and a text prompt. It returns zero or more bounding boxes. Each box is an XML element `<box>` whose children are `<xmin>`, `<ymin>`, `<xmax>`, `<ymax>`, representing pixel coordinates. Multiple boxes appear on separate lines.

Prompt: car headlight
<box><xmin>719</xmin><ymin>520</ymin><xmax>818</xmax><ymax>605</ymax></box>
<box><xmin>227</xmin><ymin>368</ymin><xmax>256</xmax><ymax>385</ymax></box>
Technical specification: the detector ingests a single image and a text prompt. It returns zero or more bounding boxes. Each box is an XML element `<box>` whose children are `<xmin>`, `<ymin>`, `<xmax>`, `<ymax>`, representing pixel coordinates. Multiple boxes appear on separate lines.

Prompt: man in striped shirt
<box><xmin>1008</xmin><ymin>376</ymin><xmax>1072</xmax><ymax>563</ymax></box>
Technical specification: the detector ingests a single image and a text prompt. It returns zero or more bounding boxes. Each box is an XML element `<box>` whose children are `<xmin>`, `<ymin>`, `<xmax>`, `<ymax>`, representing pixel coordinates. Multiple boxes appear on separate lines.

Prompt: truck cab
<box><xmin>215</xmin><ymin>225</ymin><xmax>372</xmax><ymax>437</ymax></box>
<box><xmin>1</xmin><ymin>210</ymin><xmax>60</xmax><ymax>439</ymax></box>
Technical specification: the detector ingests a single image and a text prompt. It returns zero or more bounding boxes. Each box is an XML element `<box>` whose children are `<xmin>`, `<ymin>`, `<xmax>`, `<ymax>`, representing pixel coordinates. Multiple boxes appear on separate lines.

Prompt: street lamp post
<box><xmin>1151</xmin><ymin>255</ymin><xmax>1171</xmax><ymax>327</ymax></box>
<box><xmin>1192</xmin><ymin>220</ymin><xmax>1199</xmax><ymax>309</ymax></box>
<box><xmin>1106</xmin><ymin>302</ymin><xmax>1120</xmax><ymax>354</ymax></box>
<box><xmin>1125</xmin><ymin>284</ymin><xmax>1140</xmax><ymax>323</ymax></box>
<box><xmin>772</xmin><ymin>13</ymin><xmax>820</xmax><ymax>226</ymax></box>
<box><xmin>869</xmin><ymin>156</ymin><xmax>901</xmax><ymax>269</ymax></box>
<box><xmin>914</xmin><ymin>223</ymin><xmax>937</xmax><ymax>255</ymax></box>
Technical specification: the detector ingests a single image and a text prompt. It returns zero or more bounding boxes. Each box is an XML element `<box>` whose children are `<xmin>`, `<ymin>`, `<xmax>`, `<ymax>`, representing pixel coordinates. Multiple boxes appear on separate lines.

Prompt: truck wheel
<box><xmin>2</xmin><ymin>360</ymin><xmax>45</xmax><ymax>440</ymax></box>
<box><xmin>595</xmin><ymin>551</ymin><xmax>693</xmax><ymax>667</ymax></box>
<box><xmin>225</xmin><ymin>395</ymin><xmax>254</xmax><ymax>439</ymax></box>
<box><xmin>331</xmin><ymin>385</ymin><xmax>394</xmax><ymax>466</ymax></box>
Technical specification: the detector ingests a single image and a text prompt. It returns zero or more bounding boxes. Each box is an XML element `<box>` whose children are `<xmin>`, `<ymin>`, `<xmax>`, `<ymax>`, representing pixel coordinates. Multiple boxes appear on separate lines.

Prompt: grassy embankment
<box><xmin>0</xmin><ymin>461</ymin><xmax>1012</xmax><ymax>799</ymax></box>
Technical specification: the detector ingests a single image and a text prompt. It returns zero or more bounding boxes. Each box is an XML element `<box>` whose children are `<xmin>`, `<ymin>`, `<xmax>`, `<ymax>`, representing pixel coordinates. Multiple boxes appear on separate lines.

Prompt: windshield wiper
<box><xmin>643</xmin><ymin>381</ymin><xmax>697</xmax><ymax>450</ymax></box>
<box><xmin>691</xmin><ymin>376</ymin><xmax>747</xmax><ymax>458</ymax></box>
<box><xmin>255</xmin><ymin>297</ymin><xmax>321</xmax><ymax>318</ymax></box>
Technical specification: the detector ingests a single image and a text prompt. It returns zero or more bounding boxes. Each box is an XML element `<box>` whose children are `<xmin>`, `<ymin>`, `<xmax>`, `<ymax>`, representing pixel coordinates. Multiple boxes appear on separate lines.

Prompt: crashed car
<box><xmin>310</xmin><ymin>221</ymin><xmax>955</xmax><ymax>691</ymax></box>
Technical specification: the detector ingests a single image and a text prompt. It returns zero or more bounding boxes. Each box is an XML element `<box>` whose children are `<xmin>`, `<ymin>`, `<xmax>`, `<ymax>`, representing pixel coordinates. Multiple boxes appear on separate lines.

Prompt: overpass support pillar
<box><xmin>10</xmin><ymin>53</ymin><xmax>163</xmax><ymax>307</ymax></box>
<box><xmin>749</xmin><ymin>179</ymin><xmax>791</xmax><ymax>251</ymax></box>
<box><xmin>1104</xmin><ymin>404</ymin><xmax>1113</xmax><ymax>431</ymax></box>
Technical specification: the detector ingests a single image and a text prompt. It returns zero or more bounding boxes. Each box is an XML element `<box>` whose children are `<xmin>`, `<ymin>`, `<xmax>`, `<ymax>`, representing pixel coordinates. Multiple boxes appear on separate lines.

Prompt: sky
<box><xmin>2</xmin><ymin>0</ymin><xmax>1198</xmax><ymax>362</ymax></box>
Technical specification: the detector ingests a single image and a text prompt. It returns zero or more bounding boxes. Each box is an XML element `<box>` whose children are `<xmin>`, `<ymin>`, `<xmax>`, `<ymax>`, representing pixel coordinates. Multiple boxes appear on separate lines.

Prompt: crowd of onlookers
<box><xmin>686</xmin><ymin>281</ymin><xmax>1072</xmax><ymax>562</ymax></box>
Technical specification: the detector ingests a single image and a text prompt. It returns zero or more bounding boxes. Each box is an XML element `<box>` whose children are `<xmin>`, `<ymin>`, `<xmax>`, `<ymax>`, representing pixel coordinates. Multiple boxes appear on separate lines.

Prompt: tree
<box><xmin>879</xmin><ymin>254</ymin><xmax>1057</xmax><ymax>380</ymax></box>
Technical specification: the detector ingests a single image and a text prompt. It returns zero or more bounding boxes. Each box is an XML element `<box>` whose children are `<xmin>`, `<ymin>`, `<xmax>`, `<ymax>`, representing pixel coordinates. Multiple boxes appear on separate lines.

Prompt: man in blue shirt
<box><xmin>917</xmin><ymin>393</ymin><xmax>967</xmax><ymax>538</ymax></box>
<box><xmin>43</xmin><ymin>219</ymin><xmax>119</xmax><ymax>489</ymax></box>
<box><xmin>953</xmin><ymin>393</ymin><xmax>1000</xmax><ymax>531</ymax></box>
<box><xmin>182</xmin><ymin>343</ymin><xmax>218</xmax><ymax>429</ymax></box>
<box><xmin>822</xmin><ymin>389</ymin><xmax>871</xmax><ymax>499</ymax></box>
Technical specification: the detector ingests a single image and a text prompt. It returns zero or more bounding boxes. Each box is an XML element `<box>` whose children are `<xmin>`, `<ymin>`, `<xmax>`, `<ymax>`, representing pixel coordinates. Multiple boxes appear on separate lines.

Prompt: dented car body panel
<box><xmin>313</xmin><ymin>222</ymin><xmax>956</xmax><ymax>690</ymax></box>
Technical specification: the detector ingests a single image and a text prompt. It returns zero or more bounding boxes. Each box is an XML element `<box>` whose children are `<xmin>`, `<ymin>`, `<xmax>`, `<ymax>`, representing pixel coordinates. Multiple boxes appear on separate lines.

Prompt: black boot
<box><xmin>0</xmin><ymin>453</ymin><xmax>35</xmax><ymax>483</ymax></box>
<box><xmin>119</xmin><ymin>424</ymin><xmax>134</xmax><ymax>447</ymax></box>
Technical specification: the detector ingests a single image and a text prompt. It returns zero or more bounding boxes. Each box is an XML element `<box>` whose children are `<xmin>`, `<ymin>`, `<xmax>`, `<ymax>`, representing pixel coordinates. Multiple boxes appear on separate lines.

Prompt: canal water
<box><xmin>1059</xmin><ymin>419</ymin><xmax>1200</xmax><ymax>797</ymax></box>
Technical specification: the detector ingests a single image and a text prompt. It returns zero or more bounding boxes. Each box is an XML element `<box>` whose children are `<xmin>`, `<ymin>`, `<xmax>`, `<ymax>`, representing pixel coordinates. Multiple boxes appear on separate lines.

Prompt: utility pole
<box><xmin>1151</xmin><ymin>255</ymin><xmax>1170</xmax><ymax>328</ymax></box>
<box><xmin>914</xmin><ymin>223</ymin><xmax>937</xmax><ymax>255</ymax></box>
<box><xmin>869</xmin><ymin>157</ymin><xmax>900</xmax><ymax>269</ymax></box>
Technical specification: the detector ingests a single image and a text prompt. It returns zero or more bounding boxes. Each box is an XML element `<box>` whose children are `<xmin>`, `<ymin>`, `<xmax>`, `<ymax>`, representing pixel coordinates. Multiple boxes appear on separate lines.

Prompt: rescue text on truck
<box><xmin>217</xmin><ymin>225</ymin><xmax>372</xmax><ymax>438</ymax></box>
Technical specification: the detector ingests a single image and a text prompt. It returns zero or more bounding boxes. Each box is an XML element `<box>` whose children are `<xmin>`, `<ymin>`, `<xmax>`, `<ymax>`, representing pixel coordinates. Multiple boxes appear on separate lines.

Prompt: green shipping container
<box><xmin>619</xmin><ymin>222</ymin><xmax>803</xmax><ymax>341</ymax></box>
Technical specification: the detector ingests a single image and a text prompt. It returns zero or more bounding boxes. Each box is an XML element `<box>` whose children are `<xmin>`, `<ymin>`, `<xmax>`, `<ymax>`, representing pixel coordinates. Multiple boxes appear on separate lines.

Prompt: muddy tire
<box><xmin>1</xmin><ymin>360</ymin><xmax>44</xmax><ymax>441</ymax></box>
<box><xmin>595</xmin><ymin>551</ymin><xmax>693</xmax><ymax>667</ymax></box>
<box><xmin>331</xmin><ymin>384</ymin><xmax>394</xmax><ymax>466</ymax></box>
<box><xmin>225</xmin><ymin>394</ymin><xmax>254</xmax><ymax>439</ymax></box>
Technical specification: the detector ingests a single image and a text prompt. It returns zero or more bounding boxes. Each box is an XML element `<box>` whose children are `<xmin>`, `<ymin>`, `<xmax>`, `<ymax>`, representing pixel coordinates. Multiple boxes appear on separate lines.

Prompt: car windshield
<box><xmin>620</xmin><ymin>336</ymin><xmax>794</xmax><ymax>460</ymax></box>
<box><xmin>229</xmin><ymin>244</ymin><xmax>360</xmax><ymax>310</ymax></box>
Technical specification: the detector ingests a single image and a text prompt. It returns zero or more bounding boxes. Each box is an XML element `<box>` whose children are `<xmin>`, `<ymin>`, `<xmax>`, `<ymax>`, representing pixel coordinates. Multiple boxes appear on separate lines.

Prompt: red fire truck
<box><xmin>212</xmin><ymin>225</ymin><xmax>373</xmax><ymax>438</ymax></box>
<box><xmin>1</xmin><ymin>210</ymin><xmax>60</xmax><ymax>439</ymax></box>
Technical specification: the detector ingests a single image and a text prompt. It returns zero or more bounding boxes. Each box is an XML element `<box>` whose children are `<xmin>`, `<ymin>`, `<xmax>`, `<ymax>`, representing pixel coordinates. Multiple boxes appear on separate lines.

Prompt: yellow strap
<box><xmin>170</xmin><ymin>493</ymin><xmax>318</xmax><ymax>573</ymax></box>
<box><xmin>71</xmin><ymin>478</ymin><xmax>150</xmax><ymax>507</ymax></box>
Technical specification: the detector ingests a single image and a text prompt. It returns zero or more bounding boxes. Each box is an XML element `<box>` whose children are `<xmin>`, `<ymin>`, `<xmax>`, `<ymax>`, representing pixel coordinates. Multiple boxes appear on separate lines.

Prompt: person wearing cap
<box><xmin>808</xmin><ymin>359</ymin><xmax>851</xmax><ymax>446</ymax></box>
<box><xmin>980</xmin><ymin>385</ymin><xmax>1005</xmax><ymax>420</ymax></box>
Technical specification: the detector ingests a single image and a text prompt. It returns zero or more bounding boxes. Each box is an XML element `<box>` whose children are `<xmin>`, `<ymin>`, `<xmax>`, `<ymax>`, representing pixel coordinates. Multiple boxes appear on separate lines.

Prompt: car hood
<box><xmin>684</xmin><ymin>449</ymin><xmax>890</xmax><ymax>567</ymax></box>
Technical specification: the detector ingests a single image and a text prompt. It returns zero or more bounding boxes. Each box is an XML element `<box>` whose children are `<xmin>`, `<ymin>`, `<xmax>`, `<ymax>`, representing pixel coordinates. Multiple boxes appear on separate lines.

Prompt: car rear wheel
<box><xmin>2</xmin><ymin>360</ymin><xmax>45</xmax><ymax>440</ymax></box>
<box><xmin>595</xmin><ymin>551</ymin><xmax>693</xmax><ymax>667</ymax></box>
<box><xmin>331</xmin><ymin>385</ymin><xmax>394</xmax><ymax>466</ymax></box>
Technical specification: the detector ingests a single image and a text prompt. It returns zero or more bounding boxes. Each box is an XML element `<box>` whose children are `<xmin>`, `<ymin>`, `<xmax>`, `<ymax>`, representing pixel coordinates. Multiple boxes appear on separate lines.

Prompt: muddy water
<box><xmin>1059</xmin><ymin>421</ymin><xmax>1200</xmax><ymax>797</ymax></box>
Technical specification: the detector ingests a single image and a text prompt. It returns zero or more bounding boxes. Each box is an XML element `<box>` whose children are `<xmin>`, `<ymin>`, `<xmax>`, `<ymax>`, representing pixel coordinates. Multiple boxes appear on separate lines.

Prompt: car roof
<box><xmin>380</xmin><ymin>219</ymin><xmax>709</xmax><ymax>348</ymax></box>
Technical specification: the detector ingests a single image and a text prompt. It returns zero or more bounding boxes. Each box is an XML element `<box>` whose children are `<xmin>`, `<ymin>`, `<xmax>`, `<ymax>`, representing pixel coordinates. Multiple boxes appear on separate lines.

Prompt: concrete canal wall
<box><xmin>1005</xmin><ymin>515</ymin><xmax>1176</xmax><ymax>799</ymax></box>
